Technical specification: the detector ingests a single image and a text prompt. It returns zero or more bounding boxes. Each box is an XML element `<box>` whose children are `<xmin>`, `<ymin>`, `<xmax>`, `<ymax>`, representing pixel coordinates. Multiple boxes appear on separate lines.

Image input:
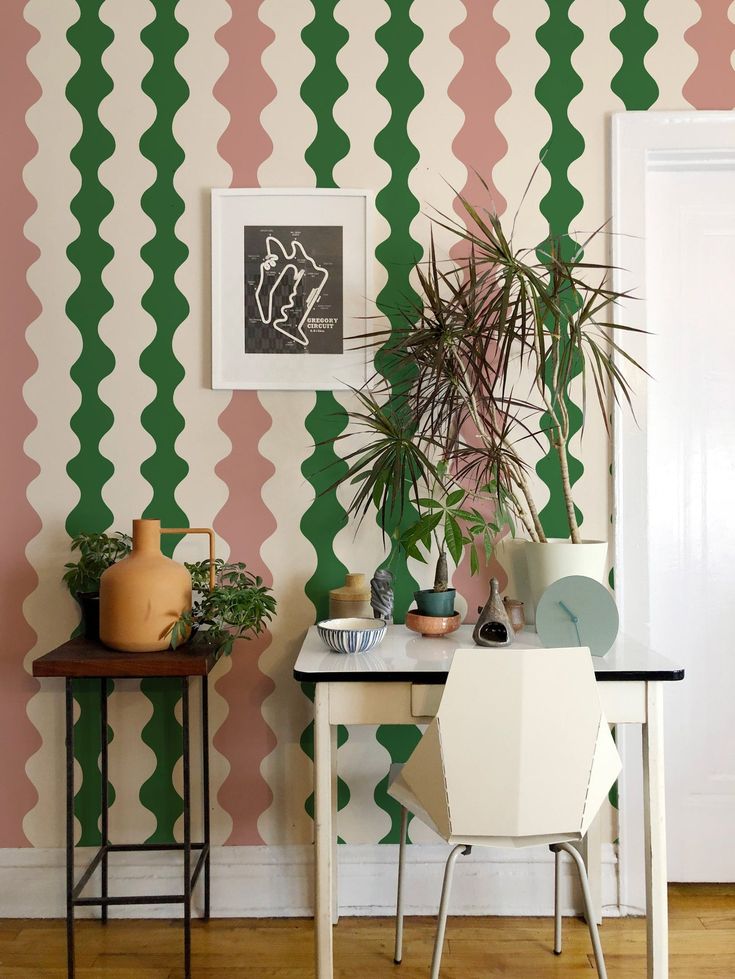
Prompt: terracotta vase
<box><xmin>100</xmin><ymin>519</ymin><xmax>192</xmax><ymax>653</ymax></box>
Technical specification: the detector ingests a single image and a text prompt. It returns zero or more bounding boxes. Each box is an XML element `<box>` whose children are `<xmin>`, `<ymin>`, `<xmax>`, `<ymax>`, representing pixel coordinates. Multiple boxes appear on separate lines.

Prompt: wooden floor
<box><xmin>1</xmin><ymin>885</ymin><xmax>733</xmax><ymax>978</ymax></box>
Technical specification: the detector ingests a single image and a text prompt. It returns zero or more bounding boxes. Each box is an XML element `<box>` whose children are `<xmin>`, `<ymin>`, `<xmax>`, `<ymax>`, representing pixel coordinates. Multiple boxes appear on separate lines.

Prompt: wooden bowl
<box><xmin>405</xmin><ymin>610</ymin><xmax>461</xmax><ymax>638</ymax></box>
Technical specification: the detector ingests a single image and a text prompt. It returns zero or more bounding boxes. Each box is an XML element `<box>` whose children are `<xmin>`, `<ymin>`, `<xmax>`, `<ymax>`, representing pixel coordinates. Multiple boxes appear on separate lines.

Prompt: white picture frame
<box><xmin>211</xmin><ymin>187</ymin><xmax>373</xmax><ymax>390</ymax></box>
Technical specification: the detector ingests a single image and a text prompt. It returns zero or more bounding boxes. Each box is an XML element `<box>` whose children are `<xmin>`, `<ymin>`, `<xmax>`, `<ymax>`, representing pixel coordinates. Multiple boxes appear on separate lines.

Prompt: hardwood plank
<box><xmin>1</xmin><ymin>884</ymin><xmax>732</xmax><ymax>978</ymax></box>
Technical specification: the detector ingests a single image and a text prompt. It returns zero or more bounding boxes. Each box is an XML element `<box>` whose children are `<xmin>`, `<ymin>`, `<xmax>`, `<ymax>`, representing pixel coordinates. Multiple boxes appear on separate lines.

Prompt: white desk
<box><xmin>293</xmin><ymin>625</ymin><xmax>684</xmax><ymax>979</ymax></box>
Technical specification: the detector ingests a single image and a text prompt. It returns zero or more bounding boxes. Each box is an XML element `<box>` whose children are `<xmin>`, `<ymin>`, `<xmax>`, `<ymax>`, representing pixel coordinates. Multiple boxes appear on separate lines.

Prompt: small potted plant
<box><xmin>167</xmin><ymin>559</ymin><xmax>276</xmax><ymax>657</ymax></box>
<box><xmin>334</xmin><ymin>391</ymin><xmax>501</xmax><ymax>634</ymax></box>
<box><xmin>63</xmin><ymin>531</ymin><xmax>132</xmax><ymax>639</ymax></box>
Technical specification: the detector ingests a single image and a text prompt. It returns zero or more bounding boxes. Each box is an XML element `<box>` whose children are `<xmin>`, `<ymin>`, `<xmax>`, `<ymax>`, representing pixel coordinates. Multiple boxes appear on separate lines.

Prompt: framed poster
<box><xmin>211</xmin><ymin>188</ymin><xmax>373</xmax><ymax>390</ymax></box>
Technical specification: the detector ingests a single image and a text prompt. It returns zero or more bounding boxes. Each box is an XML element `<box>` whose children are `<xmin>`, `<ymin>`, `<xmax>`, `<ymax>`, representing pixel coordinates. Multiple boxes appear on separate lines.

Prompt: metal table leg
<box><xmin>182</xmin><ymin>677</ymin><xmax>191</xmax><ymax>979</ymax></box>
<box><xmin>66</xmin><ymin>678</ymin><xmax>75</xmax><ymax>979</ymax></box>
<box><xmin>100</xmin><ymin>678</ymin><xmax>109</xmax><ymax>923</ymax></box>
<box><xmin>202</xmin><ymin>675</ymin><xmax>210</xmax><ymax>920</ymax></box>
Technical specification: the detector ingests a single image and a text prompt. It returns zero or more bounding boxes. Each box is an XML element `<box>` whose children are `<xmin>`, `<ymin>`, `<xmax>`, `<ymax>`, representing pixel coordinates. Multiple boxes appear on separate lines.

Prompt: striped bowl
<box><xmin>316</xmin><ymin>617</ymin><xmax>387</xmax><ymax>654</ymax></box>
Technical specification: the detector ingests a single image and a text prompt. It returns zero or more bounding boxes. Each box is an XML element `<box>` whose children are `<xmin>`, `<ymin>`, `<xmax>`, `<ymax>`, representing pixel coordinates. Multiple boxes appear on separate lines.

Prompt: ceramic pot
<box><xmin>473</xmin><ymin>578</ymin><xmax>513</xmax><ymax>647</ymax></box>
<box><xmin>329</xmin><ymin>572</ymin><xmax>372</xmax><ymax>619</ymax></box>
<box><xmin>413</xmin><ymin>588</ymin><xmax>456</xmax><ymax>617</ymax></box>
<box><xmin>100</xmin><ymin>519</ymin><xmax>192</xmax><ymax>653</ymax></box>
<box><xmin>523</xmin><ymin>539</ymin><xmax>608</xmax><ymax>611</ymax></box>
<box><xmin>503</xmin><ymin>597</ymin><xmax>526</xmax><ymax>634</ymax></box>
<box><xmin>76</xmin><ymin>591</ymin><xmax>100</xmax><ymax>641</ymax></box>
<box><xmin>405</xmin><ymin>610</ymin><xmax>461</xmax><ymax>638</ymax></box>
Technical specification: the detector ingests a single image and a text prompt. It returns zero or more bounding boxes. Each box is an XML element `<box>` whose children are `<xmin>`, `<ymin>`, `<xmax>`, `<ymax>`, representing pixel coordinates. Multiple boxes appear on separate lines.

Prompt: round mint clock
<box><xmin>535</xmin><ymin>574</ymin><xmax>619</xmax><ymax>658</ymax></box>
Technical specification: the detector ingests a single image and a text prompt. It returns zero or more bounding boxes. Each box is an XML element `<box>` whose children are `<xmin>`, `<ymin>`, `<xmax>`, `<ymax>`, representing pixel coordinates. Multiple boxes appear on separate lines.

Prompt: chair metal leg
<box><xmin>430</xmin><ymin>845</ymin><xmax>471</xmax><ymax>979</ymax></box>
<box><xmin>553</xmin><ymin>845</ymin><xmax>562</xmax><ymax>954</ymax></box>
<box><xmin>394</xmin><ymin>806</ymin><xmax>408</xmax><ymax>964</ymax></box>
<box><xmin>555</xmin><ymin>842</ymin><xmax>607</xmax><ymax>979</ymax></box>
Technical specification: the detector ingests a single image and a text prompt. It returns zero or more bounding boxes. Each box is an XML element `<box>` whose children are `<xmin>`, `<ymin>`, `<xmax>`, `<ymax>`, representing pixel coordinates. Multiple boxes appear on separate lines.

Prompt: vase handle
<box><xmin>160</xmin><ymin>527</ymin><xmax>216</xmax><ymax>590</ymax></box>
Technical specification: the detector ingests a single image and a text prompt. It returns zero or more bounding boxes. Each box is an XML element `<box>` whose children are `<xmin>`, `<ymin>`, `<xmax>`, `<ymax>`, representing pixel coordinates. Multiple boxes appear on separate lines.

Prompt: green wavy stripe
<box><xmin>299</xmin><ymin>0</ymin><xmax>351</xmax><ymax>830</ymax></box>
<box><xmin>64</xmin><ymin>0</ymin><xmax>116</xmax><ymax>847</ymax></box>
<box><xmin>138</xmin><ymin>0</ymin><xmax>190</xmax><ymax>844</ymax></box>
<box><xmin>534</xmin><ymin>0</ymin><xmax>585</xmax><ymax>538</ymax></box>
<box><xmin>611</xmin><ymin>0</ymin><xmax>659</xmax><ymax>110</ymax></box>
<box><xmin>373</xmin><ymin>0</ymin><xmax>424</xmax><ymax>844</ymax></box>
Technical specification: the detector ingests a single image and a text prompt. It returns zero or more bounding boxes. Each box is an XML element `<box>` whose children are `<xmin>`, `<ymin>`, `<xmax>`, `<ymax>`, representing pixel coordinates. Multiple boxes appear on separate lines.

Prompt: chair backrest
<box><xmin>399</xmin><ymin>647</ymin><xmax>621</xmax><ymax>844</ymax></box>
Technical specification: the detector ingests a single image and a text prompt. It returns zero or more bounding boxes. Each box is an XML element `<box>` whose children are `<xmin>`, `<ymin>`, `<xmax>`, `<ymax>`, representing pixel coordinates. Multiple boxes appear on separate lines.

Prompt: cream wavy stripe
<box><xmin>95</xmin><ymin>0</ymin><xmax>158</xmax><ymax>842</ymax></box>
<box><xmin>493</xmin><ymin>0</ymin><xmax>552</xmax><ymax>520</ymax></box>
<box><xmin>22</xmin><ymin>0</ymin><xmax>85</xmax><ymax>847</ymax></box>
<box><xmin>102</xmin><ymin>682</ymin><xmax>153</xmax><ymax>842</ymax></box>
<box><xmin>405</xmin><ymin>0</ymin><xmax>468</xmax><ymax>611</ymax></box>
<box><xmin>255</xmin><ymin>0</ymin><xmax>317</xmax><ymax>845</ymax></box>
<box><xmin>563</xmin><ymin>0</ymin><xmax>624</xmax><ymax>545</ymax></box>
<box><xmin>494</xmin><ymin>0</ymin><xmax>551</xmax><ymax>249</ymax></box>
<box><xmin>97</xmin><ymin>0</ymin><xmax>156</xmax><ymax>528</ymax></box>
<box><xmin>331</xmin><ymin>391</ymin><xmax>390</xmax><ymax>843</ymax></box>
<box><xmin>646</xmin><ymin>0</ymin><xmax>699</xmax><ymax>109</ymax></box>
<box><xmin>170</xmin><ymin>0</ymin><xmax>234</xmax><ymax>844</ymax></box>
<box><xmin>407</xmin><ymin>0</ymin><xmax>466</xmax><ymax>264</ymax></box>
<box><xmin>171</xmin><ymin>676</ymin><xmax>208</xmax><ymax>843</ymax></box>
<box><xmin>257</xmin><ymin>0</ymin><xmax>316</xmax><ymax>187</ymax></box>
<box><xmin>256</xmin><ymin>391</ymin><xmax>317</xmax><ymax>843</ymax></box>
<box><xmin>329</xmin><ymin>0</ymin><xmax>393</xmax><ymax>844</ymax></box>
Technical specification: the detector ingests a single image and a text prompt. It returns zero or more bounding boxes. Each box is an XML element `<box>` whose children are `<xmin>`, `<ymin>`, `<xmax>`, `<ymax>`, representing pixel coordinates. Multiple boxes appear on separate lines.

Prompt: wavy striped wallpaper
<box><xmin>2</xmin><ymin>0</ymin><xmax>732</xmax><ymax>850</ymax></box>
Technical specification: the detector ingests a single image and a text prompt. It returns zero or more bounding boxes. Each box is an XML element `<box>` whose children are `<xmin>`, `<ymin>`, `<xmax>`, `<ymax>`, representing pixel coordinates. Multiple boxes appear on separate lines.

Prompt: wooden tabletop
<box><xmin>32</xmin><ymin>637</ymin><xmax>217</xmax><ymax>679</ymax></box>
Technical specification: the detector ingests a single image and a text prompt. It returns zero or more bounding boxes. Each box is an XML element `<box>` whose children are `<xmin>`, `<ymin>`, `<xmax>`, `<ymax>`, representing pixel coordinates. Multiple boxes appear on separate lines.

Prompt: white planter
<box><xmin>523</xmin><ymin>539</ymin><xmax>609</xmax><ymax>620</ymax></box>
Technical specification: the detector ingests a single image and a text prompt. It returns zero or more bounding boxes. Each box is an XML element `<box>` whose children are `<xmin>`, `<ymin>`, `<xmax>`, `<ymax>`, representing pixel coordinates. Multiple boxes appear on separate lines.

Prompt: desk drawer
<box><xmin>411</xmin><ymin>684</ymin><xmax>443</xmax><ymax>717</ymax></box>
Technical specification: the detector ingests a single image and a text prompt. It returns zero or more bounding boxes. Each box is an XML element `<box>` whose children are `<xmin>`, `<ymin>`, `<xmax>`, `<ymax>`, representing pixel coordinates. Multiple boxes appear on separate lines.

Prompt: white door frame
<box><xmin>611</xmin><ymin>110</ymin><xmax>735</xmax><ymax>912</ymax></box>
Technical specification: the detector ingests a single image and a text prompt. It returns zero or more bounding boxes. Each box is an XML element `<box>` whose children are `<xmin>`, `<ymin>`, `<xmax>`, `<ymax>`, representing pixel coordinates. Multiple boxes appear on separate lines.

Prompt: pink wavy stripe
<box><xmin>683</xmin><ymin>0</ymin><xmax>735</xmax><ymax>108</ymax></box>
<box><xmin>448</xmin><ymin>0</ymin><xmax>511</xmax><ymax>617</ymax></box>
<box><xmin>212</xmin><ymin>0</ymin><xmax>277</xmax><ymax>845</ymax></box>
<box><xmin>215</xmin><ymin>0</ymin><xmax>275</xmax><ymax>186</ymax></box>
<box><xmin>0</xmin><ymin>0</ymin><xmax>43</xmax><ymax>846</ymax></box>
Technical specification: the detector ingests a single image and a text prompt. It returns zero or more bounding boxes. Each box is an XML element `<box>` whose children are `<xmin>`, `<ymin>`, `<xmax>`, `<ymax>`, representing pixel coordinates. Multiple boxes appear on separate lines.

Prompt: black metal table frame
<box><xmin>64</xmin><ymin>674</ymin><xmax>210</xmax><ymax>979</ymax></box>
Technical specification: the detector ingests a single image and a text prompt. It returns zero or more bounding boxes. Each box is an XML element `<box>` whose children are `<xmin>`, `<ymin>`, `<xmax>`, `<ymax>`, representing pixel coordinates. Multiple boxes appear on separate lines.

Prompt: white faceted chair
<box><xmin>388</xmin><ymin>646</ymin><xmax>621</xmax><ymax>979</ymax></box>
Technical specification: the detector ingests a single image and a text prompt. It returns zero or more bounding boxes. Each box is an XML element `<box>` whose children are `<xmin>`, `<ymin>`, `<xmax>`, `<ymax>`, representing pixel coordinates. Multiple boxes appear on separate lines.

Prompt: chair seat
<box><xmin>388</xmin><ymin>762</ymin><xmax>580</xmax><ymax>850</ymax></box>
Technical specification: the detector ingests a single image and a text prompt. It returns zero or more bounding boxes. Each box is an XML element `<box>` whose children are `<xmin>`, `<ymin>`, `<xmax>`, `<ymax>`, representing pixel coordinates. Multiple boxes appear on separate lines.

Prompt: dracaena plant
<box><xmin>167</xmin><ymin>559</ymin><xmax>276</xmax><ymax>657</ymax></box>
<box><xmin>329</xmin><ymin>182</ymin><xmax>644</xmax><ymax>580</ymax></box>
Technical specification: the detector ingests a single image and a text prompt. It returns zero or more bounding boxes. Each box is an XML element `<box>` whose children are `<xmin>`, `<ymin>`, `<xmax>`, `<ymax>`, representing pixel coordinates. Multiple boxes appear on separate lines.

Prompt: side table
<box><xmin>33</xmin><ymin>637</ymin><xmax>216</xmax><ymax>979</ymax></box>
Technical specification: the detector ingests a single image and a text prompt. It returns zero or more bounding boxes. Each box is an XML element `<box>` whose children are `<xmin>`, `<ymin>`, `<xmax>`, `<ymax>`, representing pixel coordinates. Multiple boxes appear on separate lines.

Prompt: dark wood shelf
<box><xmin>32</xmin><ymin>637</ymin><xmax>216</xmax><ymax>679</ymax></box>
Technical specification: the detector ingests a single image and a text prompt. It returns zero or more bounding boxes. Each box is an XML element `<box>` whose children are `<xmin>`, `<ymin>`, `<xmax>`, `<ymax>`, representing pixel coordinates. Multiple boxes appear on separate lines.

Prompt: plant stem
<box><xmin>452</xmin><ymin>354</ymin><xmax>545</xmax><ymax>542</ymax></box>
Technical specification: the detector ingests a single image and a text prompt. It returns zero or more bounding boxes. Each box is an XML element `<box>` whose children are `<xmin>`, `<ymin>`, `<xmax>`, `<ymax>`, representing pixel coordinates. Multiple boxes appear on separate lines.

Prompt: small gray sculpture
<box><xmin>473</xmin><ymin>577</ymin><xmax>513</xmax><ymax>647</ymax></box>
<box><xmin>370</xmin><ymin>569</ymin><xmax>394</xmax><ymax>624</ymax></box>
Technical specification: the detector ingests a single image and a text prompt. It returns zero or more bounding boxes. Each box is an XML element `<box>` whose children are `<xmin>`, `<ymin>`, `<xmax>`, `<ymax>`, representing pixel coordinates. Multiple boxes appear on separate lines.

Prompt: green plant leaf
<box><xmin>444</xmin><ymin>514</ymin><xmax>463</xmax><ymax>566</ymax></box>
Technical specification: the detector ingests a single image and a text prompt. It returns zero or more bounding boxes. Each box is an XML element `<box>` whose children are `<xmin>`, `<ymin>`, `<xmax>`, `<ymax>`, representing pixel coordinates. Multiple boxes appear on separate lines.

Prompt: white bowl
<box><xmin>317</xmin><ymin>617</ymin><xmax>387</xmax><ymax>654</ymax></box>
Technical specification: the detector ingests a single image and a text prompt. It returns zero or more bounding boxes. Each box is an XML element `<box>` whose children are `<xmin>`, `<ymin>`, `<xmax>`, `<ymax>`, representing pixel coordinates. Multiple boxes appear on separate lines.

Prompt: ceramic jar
<box><xmin>100</xmin><ymin>519</ymin><xmax>192</xmax><ymax>653</ymax></box>
<box><xmin>329</xmin><ymin>573</ymin><xmax>372</xmax><ymax>619</ymax></box>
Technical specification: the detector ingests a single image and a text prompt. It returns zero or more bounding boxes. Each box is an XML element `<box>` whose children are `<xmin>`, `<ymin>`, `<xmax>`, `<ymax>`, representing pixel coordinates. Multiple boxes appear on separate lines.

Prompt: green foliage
<box><xmin>62</xmin><ymin>531</ymin><xmax>132</xmax><ymax>595</ymax></box>
<box><xmin>328</xmin><ymin>177</ymin><xmax>645</xmax><ymax>548</ymax></box>
<box><xmin>167</xmin><ymin>559</ymin><xmax>276</xmax><ymax>658</ymax></box>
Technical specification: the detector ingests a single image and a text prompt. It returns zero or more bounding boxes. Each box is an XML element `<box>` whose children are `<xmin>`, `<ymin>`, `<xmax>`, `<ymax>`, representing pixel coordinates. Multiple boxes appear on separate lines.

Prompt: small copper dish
<box><xmin>405</xmin><ymin>610</ymin><xmax>461</xmax><ymax>638</ymax></box>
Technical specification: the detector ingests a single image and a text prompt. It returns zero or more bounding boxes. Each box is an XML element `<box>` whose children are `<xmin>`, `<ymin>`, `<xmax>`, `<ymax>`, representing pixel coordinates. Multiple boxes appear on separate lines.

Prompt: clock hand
<box><xmin>558</xmin><ymin>600</ymin><xmax>583</xmax><ymax>646</ymax></box>
<box><xmin>558</xmin><ymin>600</ymin><xmax>578</xmax><ymax>623</ymax></box>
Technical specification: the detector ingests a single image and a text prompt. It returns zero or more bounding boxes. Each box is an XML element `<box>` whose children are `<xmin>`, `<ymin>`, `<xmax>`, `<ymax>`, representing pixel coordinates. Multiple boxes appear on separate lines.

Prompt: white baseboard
<box><xmin>0</xmin><ymin>844</ymin><xmax>621</xmax><ymax>919</ymax></box>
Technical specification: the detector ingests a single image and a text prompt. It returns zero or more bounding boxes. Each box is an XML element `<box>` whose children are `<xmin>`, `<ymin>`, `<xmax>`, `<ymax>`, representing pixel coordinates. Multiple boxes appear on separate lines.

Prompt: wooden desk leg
<box><xmin>643</xmin><ymin>682</ymin><xmax>668</xmax><ymax>979</ymax></box>
<box><xmin>314</xmin><ymin>683</ymin><xmax>334</xmax><ymax>978</ymax></box>
<box><xmin>331</xmin><ymin>724</ymin><xmax>339</xmax><ymax>925</ymax></box>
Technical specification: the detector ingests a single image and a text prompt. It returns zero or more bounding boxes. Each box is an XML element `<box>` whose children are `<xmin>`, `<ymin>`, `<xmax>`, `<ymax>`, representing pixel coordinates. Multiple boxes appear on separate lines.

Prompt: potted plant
<box><xmin>336</xmin><ymin>388</ymin><xmax>502</xmax><ymax>631</ymax></box>
<box><xmin>167</xmin><ymin>559</ymin><xmax>276</xmax><ymax>657</ymax></box>
<box><xmin>330</xmin><ymin>188</ymin><xmax>643</xmax><ymax>611</ymax></box>
<box><xmin>63</xmin><ymin>531</ymin><xmax>132</xmax><ymax>639</ymax></box>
